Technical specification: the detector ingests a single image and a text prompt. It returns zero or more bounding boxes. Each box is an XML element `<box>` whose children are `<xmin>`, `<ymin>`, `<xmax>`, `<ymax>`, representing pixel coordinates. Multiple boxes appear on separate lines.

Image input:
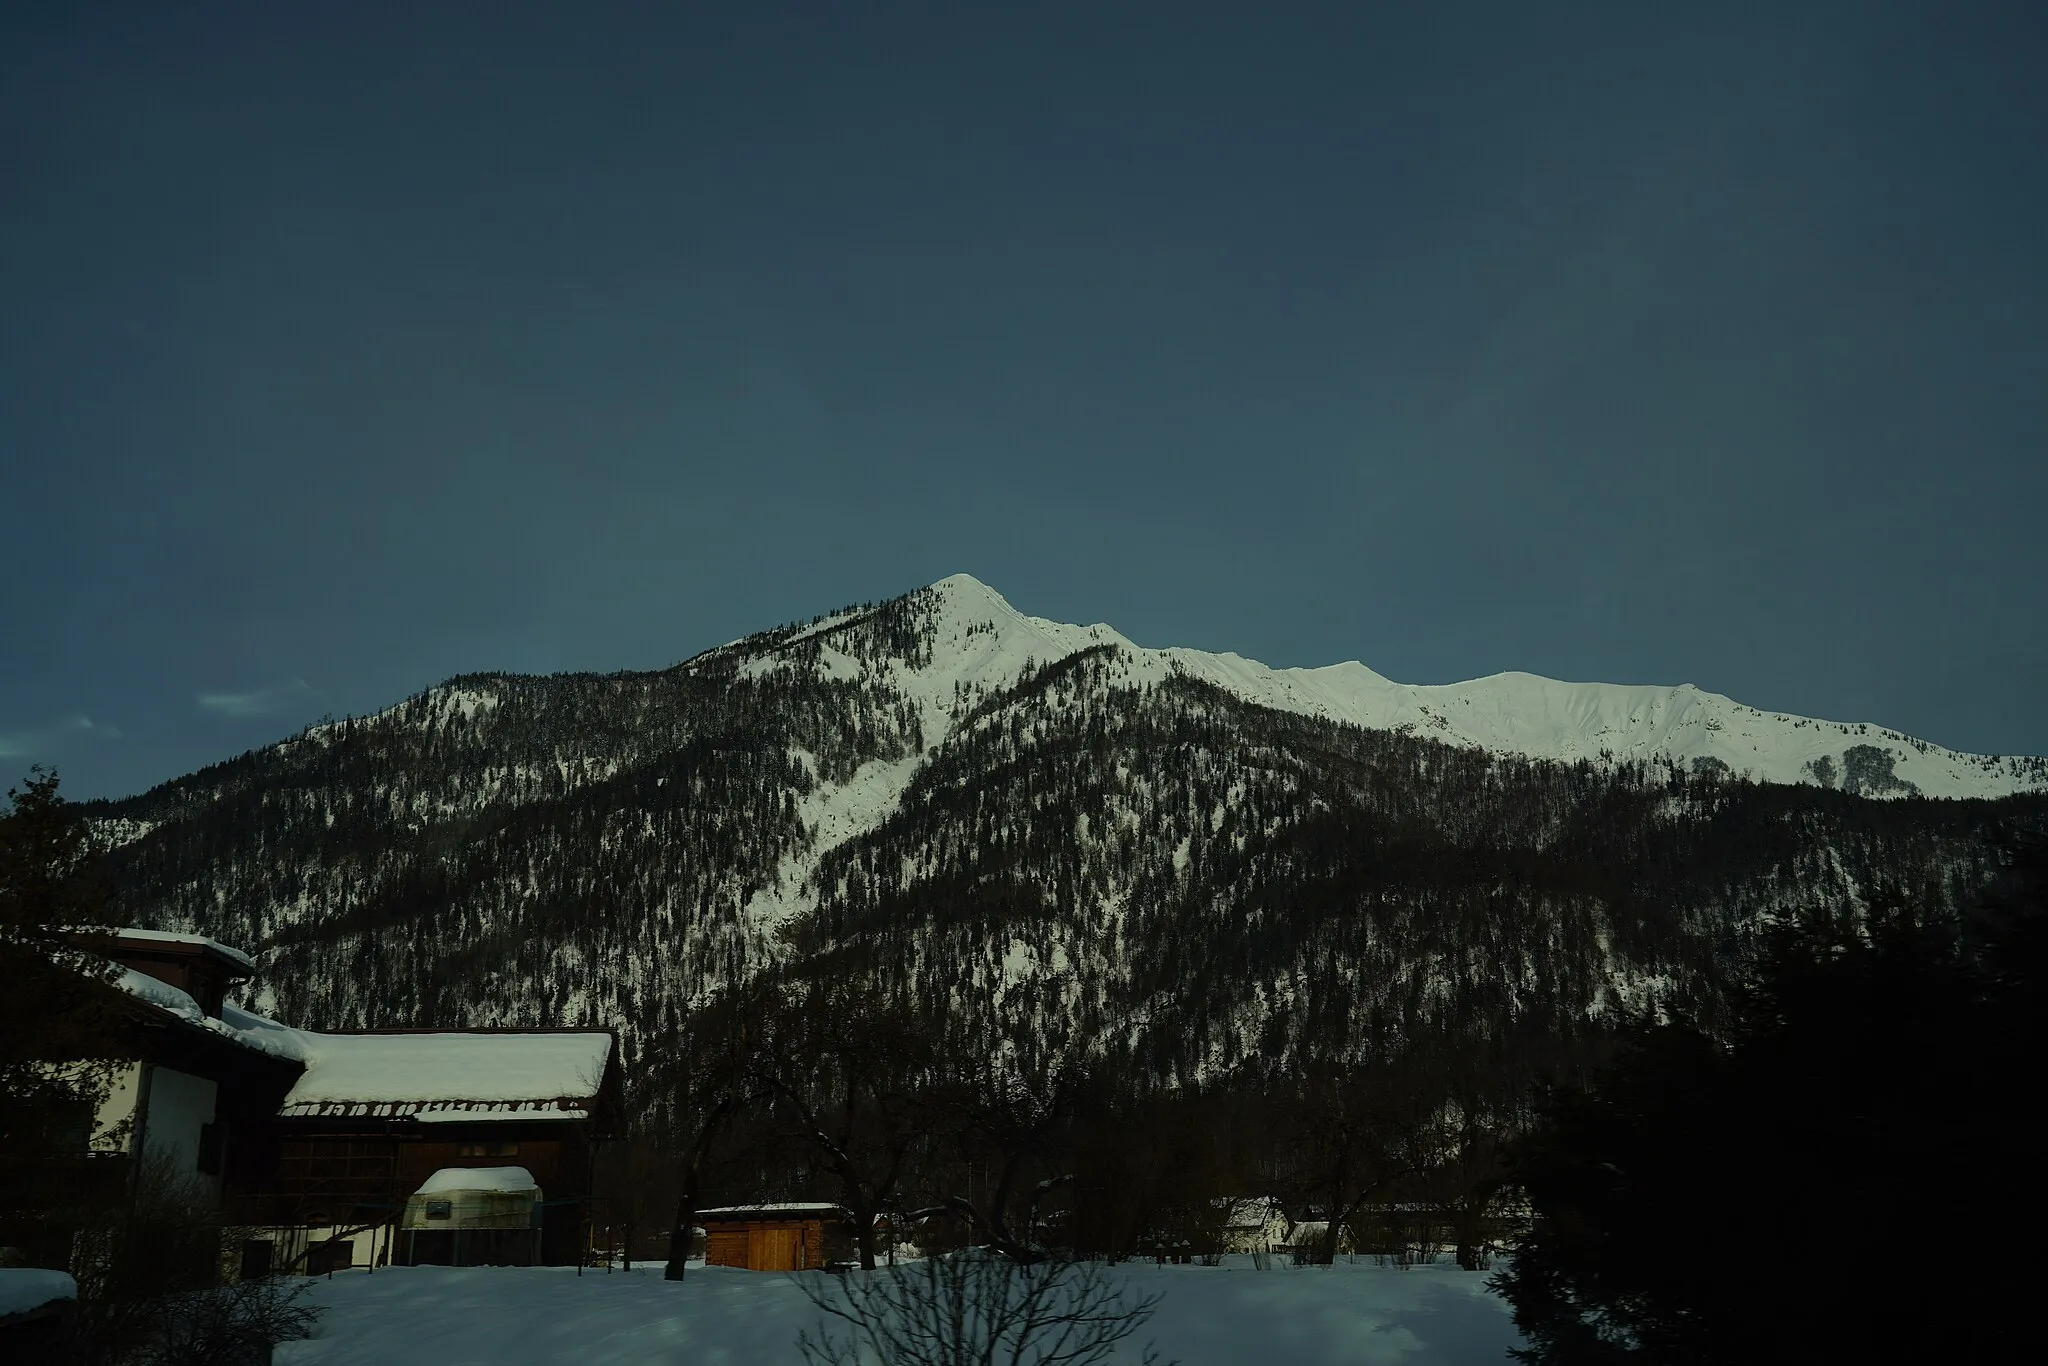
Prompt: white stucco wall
<box><xmin>142</xmin><ymin>1066</ymin><xmax>218</xmax><ymax>1180</ymax></box>
<box><xmin>91</xmin><ymin>1061</ymin><xmax>145</xmax><ymax>1153</ymax></box>
<box><xmin>241</xmin><ymin>1223</ymin><xmax>395</xmax><ymax>1277</ymax></box>
<box><xmin>88</xmin><ymin>1062</ymin><xmax>220</xmax><ymax>1199</ymax></box>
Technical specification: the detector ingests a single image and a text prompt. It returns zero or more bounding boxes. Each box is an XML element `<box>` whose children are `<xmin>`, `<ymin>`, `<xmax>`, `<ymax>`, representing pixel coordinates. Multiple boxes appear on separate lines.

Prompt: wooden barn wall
<box><xmin>224</xmin><ymin>1122</ymin><xmax>599</xmax><ymax>1267</ymax></box>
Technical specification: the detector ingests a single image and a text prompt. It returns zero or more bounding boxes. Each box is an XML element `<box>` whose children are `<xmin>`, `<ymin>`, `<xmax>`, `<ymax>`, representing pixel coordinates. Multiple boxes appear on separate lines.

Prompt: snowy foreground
<box><xmin>276</xmin><ymin>1258</ymin><xmax>1522</xmax><ymax>1366</ymax></box>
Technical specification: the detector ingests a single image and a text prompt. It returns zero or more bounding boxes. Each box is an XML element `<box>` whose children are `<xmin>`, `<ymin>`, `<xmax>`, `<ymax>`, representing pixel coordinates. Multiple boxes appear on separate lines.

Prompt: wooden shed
<box><xmin>697</xmin><ymin>1204</ymin><xmax>850</xmax><ymax>1272</ymax></box>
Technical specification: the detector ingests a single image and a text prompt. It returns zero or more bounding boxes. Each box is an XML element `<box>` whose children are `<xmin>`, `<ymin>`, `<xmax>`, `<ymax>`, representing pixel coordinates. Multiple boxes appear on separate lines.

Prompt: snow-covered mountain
<box><xmin>91</xmin><ymin>574</ymin><xmax>2048</xmax><ymax>1109</ymax></box>
<box><xmin>679</xmin><ymin>573</ymin><xmax>2034</xmax><ymax>939</ymax></box>
<box><xmin>738</xmin><ymin>573</ymin><xmax>2044</xmax><ymax>802</ymax></box>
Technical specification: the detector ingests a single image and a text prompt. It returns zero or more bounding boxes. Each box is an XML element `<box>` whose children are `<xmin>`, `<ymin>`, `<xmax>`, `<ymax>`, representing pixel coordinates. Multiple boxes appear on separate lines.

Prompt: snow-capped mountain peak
<box><xmin>730</xmin><ymin>575</ymin><xmax>2042</xmax><ymax>803</ymax></box>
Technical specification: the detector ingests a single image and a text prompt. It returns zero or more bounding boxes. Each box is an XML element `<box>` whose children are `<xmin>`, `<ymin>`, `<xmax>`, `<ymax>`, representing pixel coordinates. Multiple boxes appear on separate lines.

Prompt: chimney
<box><xmin>107</xmin><ymin>930</ymin><xmax>256</xmax><ymax>1019</ymax></box>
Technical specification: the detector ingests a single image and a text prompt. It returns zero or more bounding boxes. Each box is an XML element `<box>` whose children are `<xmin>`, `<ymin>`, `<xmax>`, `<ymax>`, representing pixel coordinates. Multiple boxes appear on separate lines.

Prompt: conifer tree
<box><xmin>0</xmin><ymin>768</ymin><xmax>130</xmax><ymax>1265</ymax></box>
<box><xmin>1494</xmin><ymin>845</ymin><xmax>2047</xmax><ymax>1363</ymax></box>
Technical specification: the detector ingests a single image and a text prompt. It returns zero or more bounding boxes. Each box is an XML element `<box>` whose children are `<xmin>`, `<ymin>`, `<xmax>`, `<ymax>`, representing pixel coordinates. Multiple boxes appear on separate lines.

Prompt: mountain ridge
<box><xmin>915</xmin><ymin>573</ymin><xmax>2043</xmax><ymax>800</ymax></box>
<box><xmin>151</xmin><ymin>572</ymin><xmax>2033</xmax><ymax>821</ymax></box>
<box><xmin>86</xmin><ymin>573</ymin><xmax>2048</xmax><ymax>1108</ymax></box>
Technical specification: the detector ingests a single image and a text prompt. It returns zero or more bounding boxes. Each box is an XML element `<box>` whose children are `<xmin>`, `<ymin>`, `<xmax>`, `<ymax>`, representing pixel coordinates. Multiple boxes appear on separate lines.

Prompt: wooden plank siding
<box><xmin>703</xmin><ymin>1218</ymin><xmax>834</xmax><ymax>1272</ymax></box>
<box><xmin>225</xmin><ymin>1125</ymin><xmax>597</xmax><ymax>1267</ymax></box>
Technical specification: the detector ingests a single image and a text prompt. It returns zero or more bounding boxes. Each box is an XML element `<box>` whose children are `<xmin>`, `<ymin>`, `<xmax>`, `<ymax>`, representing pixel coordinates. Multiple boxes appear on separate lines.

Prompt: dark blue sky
<box><xmin>4</xmin><ymin>1</ymin><xmax>2044</xmax><ymax>799</ymax></box>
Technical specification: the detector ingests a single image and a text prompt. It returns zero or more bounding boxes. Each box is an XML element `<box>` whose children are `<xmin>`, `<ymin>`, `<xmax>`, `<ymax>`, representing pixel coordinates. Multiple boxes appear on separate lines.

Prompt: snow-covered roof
<box><xmin>118</xmin><ymin>966</ymin><xmax>209</xmax><ymax>1018</ymax></box>
<box><xmin>111</xmin><ymin>927</ymin><xmax>258</xmax><ymax>972</ymax></box>
<box><xmin>110</xmin><ymin>965</ymin><xmax>612</xmax><ymax>1119</ymax></box>
<box><xmin>1219</xmin><ymin>1196</ymin><xmax>1288</xmax><ymax>1229</ymax></box>
<box><xmin>0</xmin><ymin>1267</ymin><xmax>77</xmax><ymax>1318</ymax></box>
<box><xmin>114</xmin><ymin>971</ymin><xmax>303</xmax><ymax>1061</ymax></box>
<box><xmin>696</xmin><ymin>1203</ymin><xmax>850</xmax><ymax>1220</ymax></box>
<box><xmin>416</xmin><ymin>1166</ymin><xmax>538</xmax><ymax>1196</ymax></box>
<box><xmin>413</xmin><ymin>1106</ymin><xmax>588</xmax><ymax>1124</ymax></box>
<box><xmin>276</xmin><ymin>1029</ymin><xmax>614</xmax><ymax>1117</ymax></box>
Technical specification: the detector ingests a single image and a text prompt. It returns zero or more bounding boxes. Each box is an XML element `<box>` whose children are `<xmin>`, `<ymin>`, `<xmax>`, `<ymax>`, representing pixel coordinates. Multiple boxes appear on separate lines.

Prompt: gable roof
<box><xmin>269</xmin><ymin>1026</ymin><xmax>615</xmax><ymax>1119</ymax></box>
<box><xmin>105</xmin><ymin>945</ymin><xmax>616</xmax><ymax>1122</ymax></box>
<box><xmin>1220</xmin><ymin>1195</ymin><xmax>1289</xmax><ymax>1230</ymax></box>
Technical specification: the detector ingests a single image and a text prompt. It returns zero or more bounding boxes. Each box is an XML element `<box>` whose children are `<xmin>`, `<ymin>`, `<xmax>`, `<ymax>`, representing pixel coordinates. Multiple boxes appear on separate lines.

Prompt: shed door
<box><xmin>748</xmin><ymin>1226</ymin><xmax>800</xmax><ymax>1271</ymax></box>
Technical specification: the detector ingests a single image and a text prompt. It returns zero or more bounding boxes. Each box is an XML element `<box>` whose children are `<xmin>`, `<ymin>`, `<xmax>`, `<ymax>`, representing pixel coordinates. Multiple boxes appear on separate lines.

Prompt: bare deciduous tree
<box><xmin>921</xmin><ymin>1060</ymin><xmax>1090</xmax><ymax>1265</ymax></box>
<box><xmin>640</xmin><ymin>990</ymin><xmax>759</xmax><ymax>1281</ymax></box>
<box><xmin>759</xmin><ymin>983</ymin><xmax>937</xmax><ymax>1270</ymax></box>
<box><xmin>1280</xmin><ymin>1061</ymin><xmax>1435</xmax><ymax>1266</ymax></box>
<box><xmin>132</xmin><ymin>1277</ymin><xmax>321</xmax><ymax>1366</ymax></box>
<box><xmin>796</xmin><ymin>1253</ymin><xmax>1174</xmax><ymax>1366</ymax></box>
<box><xmin>60</xmin><ymin>1154</ymin><xmax>322</xmax><ymax>1366</ymax></box>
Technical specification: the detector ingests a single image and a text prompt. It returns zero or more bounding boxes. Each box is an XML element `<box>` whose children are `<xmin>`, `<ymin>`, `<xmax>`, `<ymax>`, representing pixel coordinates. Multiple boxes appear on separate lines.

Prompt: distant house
<box><xmin>76</xmin><ymin>929</ymin><xmax>620</xmax><ymax>1278</ymax></box>
<box><xmin>1218</xmin><ymin>1196</ymin><xmax>1291</xmax><ymax>1254</ymax></box>
<box><xmin>696</xmin><ymin>1204</ymin><xmax>851</xmax><ymax>1272</ymax></box>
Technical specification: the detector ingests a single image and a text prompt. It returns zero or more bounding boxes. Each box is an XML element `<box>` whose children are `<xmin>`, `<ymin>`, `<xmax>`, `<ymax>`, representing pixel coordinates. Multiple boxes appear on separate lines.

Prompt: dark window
<box><xmin>56</xmin><ymin>1095</ymin><xmax>95</xmax><ymax>1149</ymax></box>
<box><xmin>456</xmin><ymin>1141</ymin><xmax>519</xmax><ymax>1158</ymax></box>
<box><xmin>239</xmin><ymin>1239</ymin><xmax>274</xmax><ymax>1281</ymax></box>
<box><xmin>276</xmin><ymin>1138</ymin><xmax>398</xmax><ymax>1195</ymax></box>
<box><xmin>196</xmin><ymin>1122</ymin><xmax>224</xmax><ymax>1176</ymax></box>
<box><xmin>425</xmin><ymin>1200</ymin><xmax>453</xmax><ymax>1220</ymax></box>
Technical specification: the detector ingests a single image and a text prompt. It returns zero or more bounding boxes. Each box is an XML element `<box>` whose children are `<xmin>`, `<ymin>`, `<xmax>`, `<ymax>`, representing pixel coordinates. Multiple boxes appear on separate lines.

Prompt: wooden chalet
<box><xmin>73</xmin><ymin>929</ymin><xmax>622</xmax><ymax>1278</ymax></box>
<box><xmin>697</xmin><ymin>1204</ymin><xmax>852</xmax><ymax>1272</ymax></box>
<box><xmin>224</xmin><ymin>1025</ymin><xmax>624</xmax><ymax>1274</ymax></box>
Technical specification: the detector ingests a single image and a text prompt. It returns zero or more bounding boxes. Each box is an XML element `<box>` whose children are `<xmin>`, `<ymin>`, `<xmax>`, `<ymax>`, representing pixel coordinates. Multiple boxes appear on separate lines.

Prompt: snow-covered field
<box><xmin>276</xmin><ymin>1259</ymin><xmax>1521</xmax><ymax>1365</ymax></box>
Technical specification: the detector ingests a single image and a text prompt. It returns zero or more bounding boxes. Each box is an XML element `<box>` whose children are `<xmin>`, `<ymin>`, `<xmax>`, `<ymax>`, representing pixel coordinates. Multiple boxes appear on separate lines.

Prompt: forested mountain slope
<box><xmin>89</xmin><ymin>576</ymin><xmax>2048</xmax><ymax>1102</ymax></box>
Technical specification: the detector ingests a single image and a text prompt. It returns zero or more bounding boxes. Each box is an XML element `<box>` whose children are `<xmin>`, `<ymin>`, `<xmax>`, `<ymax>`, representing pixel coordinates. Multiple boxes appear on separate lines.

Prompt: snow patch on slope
<box><xmin>735</xmin><ymin>576</ymin><xmax>1138</xmax><ymax>942</ymax></box>
<box><xmin>722</xmin><ymin>572</ymin><xmax>2045</xmax><ymax>949</ymax></box>
<box><xmin>742</xmin><ymin>749</ymin><xmax>928</xmax><ymax>934</ymax></box>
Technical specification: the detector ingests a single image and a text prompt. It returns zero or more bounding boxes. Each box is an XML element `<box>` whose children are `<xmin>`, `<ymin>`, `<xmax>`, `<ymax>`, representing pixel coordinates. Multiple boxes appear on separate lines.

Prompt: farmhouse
<box><xmin>84</xmin><ymin>929</ymin><xmax>620</xmax><ymax>1277</ymax></box>
<box><xmin>1219</xmin><ymin>1196</ymin><xmax>1292</xmax><ymax>1255</ymax></box>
